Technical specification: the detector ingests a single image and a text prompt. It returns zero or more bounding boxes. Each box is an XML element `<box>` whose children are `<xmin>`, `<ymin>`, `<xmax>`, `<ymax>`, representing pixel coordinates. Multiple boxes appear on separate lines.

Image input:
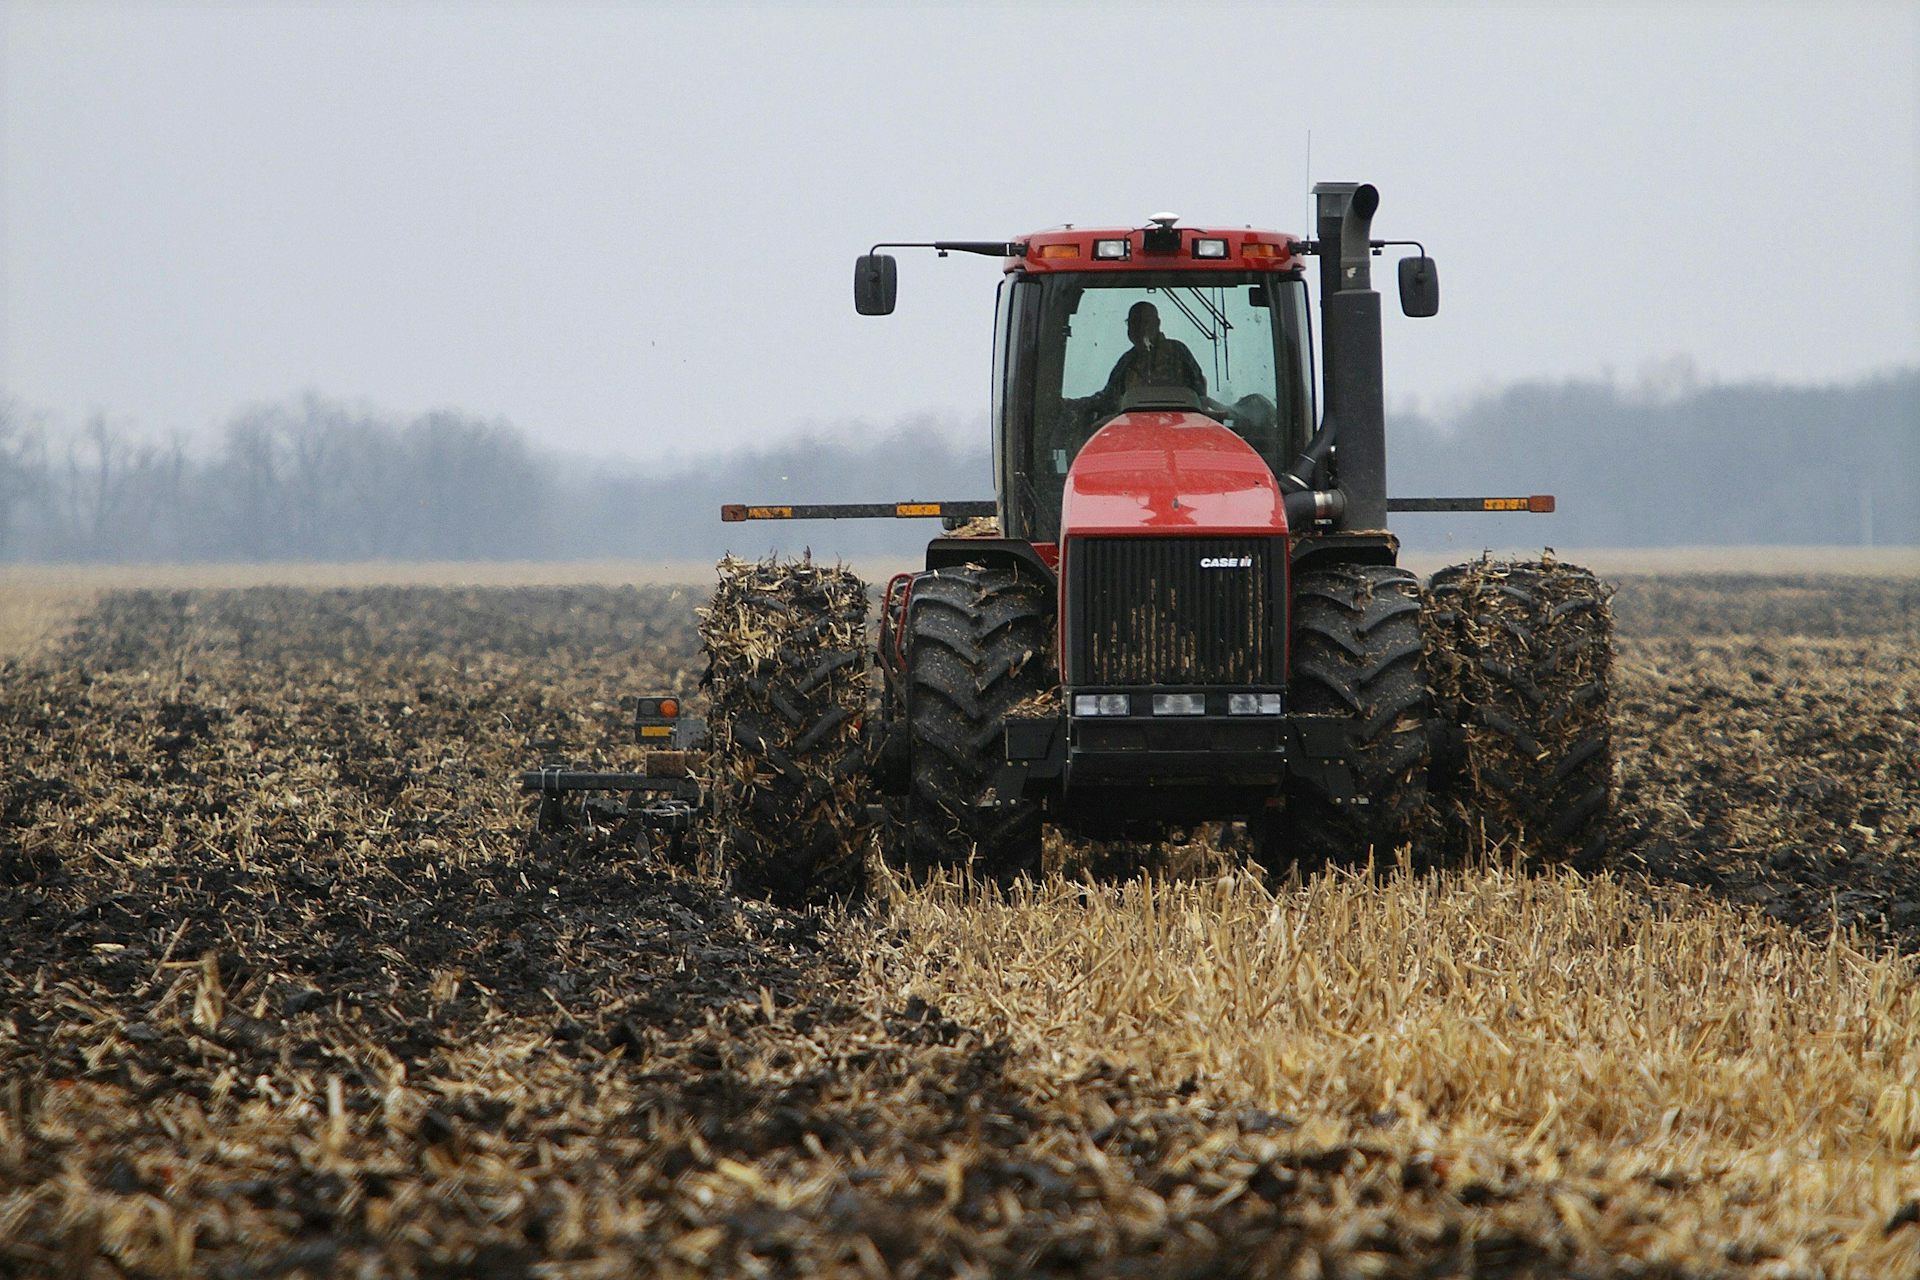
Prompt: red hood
<box><xmin>1060</xmin><ymin>412</ymin><xmax>1288</xmax><ymax>536</ymax></box>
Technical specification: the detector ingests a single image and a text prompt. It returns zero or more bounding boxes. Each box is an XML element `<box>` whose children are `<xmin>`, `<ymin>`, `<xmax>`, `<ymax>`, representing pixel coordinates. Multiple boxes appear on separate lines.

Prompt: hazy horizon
<box><xmin>4</xmin><ymin>1</ymin><xmax>1917</xmax><ymax>458</ymax></box>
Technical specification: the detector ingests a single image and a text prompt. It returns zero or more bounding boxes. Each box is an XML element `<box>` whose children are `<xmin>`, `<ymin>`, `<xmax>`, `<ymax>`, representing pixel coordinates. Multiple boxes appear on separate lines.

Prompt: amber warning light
<box><xmin>636</xmin><ymin>696</ymin><xmax>680</xmax><ymax>740</ymax></box>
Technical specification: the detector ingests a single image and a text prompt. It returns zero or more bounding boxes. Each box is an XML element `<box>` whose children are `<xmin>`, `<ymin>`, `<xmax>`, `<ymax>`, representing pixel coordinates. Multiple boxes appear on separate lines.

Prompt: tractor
<box><xmin>526</xmin><ymin>183</ymin><xmax>1616</xmax><ymax>900</ymax></box>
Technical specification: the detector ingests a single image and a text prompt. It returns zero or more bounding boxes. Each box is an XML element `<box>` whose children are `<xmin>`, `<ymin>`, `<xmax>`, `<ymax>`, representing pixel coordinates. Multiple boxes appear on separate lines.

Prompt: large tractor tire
<box><xmin>1263</xmin><ymin>563</ymin><xmax>1432</xmax><ymax>872</ymax></box>
<box><xmin>700</xmin><ymin>556</ymin><xmax>877</xmax><ymax>907</ymax></box>
<box><xmin>1423</xmin><ymin>557</ymin><xmax>1615</xmax><ymax>865</ymax></box>
<box><xmin>899</xmin><ymin>565</ymin><xmax>1053</xmax><ymax>885</ymax></box>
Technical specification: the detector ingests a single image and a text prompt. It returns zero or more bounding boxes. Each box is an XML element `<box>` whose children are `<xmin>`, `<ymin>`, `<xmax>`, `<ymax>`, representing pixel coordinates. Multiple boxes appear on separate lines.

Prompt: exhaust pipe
<box><xmin>1295</xmin><ymin>181</ymin><xmax>1387</xmax><ymax>531</ymax></box>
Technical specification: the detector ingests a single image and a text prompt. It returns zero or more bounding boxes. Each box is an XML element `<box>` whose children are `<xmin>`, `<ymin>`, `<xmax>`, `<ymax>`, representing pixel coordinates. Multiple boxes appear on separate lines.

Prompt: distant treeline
<box><xmin>0</xmin><ymin>397</ymin><xmax>549</xmax><ymax>562</ymax></box>
<box><xmin>0</xmin><ymin>369</ymin><xmax>1912</xmax><ymax>563</ymax></box>
<box><xmin>1388</xmin><ymin>370</ymin><xmax>1918</xmax><ymax>551</ymax></box>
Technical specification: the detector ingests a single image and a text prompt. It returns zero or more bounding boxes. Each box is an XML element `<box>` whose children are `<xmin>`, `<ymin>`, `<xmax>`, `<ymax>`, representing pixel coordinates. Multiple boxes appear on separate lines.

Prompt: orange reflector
<box><xmin>1481</xmin><ymin>498</ymin><xmax>1527</xmax><ymax>511</ymax></box>
<box><xmin>639</xmin><ymin>725</ymin><xmax>670</xmax><ymax>738</ymax></box>
<box><xmin>1242</xmin><ymin>242</ymin><xmax>1287</xmax><ymax>259</ymax></box>
<box><xmin>1035</xmin><ymin>243</ymin><xmax>1081</xmax><ymax>259</ymax></box>
<box><xmin>1529</xmin><ymin>494</ymin><xmax>1556</xmax><ymax>513</ymax></box>
<box><xmin>658</xmin><ymin>698</ymin><xmax>679</xmax><ymax>717</ymax></box>
<box><xmin>895</xmin><ymin>502</ymin><xmax>940</xmax><ymax>517</ymax></box>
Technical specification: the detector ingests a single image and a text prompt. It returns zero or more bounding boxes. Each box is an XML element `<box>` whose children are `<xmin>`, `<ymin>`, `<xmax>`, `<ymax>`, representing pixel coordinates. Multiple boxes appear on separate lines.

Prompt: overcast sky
<box><xmin>3</xmin><ymin>1</ymin><xmax>1917</xmax><ymax>460</ymax></box>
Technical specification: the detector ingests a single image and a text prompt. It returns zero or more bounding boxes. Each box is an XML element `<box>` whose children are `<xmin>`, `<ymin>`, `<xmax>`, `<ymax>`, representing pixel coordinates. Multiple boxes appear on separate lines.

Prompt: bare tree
<box><xmin>51</xmin><ymin>415</ymin><xmax>187</xmax><ymax>560</ymax></box>
<box><xmin>0</xmin><ymin>400</ymin><xmax>47</xmax><ymax>561</ymax></box>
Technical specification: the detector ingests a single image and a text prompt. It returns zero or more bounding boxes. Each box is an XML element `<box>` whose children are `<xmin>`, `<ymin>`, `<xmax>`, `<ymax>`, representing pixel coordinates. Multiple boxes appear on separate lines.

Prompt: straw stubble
<box><xmin>0</xmin><ymin>571</ymin><xmax>1913</xmax><ymax>1276</ymax></box>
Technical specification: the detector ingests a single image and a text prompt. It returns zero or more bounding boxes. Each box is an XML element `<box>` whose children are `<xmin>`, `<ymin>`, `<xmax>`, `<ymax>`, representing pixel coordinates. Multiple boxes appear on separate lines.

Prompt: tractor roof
<box><xmin>1011</xmin><ymin>223</ymin><xmax>1303</xmax><ymax>275</ymax></box>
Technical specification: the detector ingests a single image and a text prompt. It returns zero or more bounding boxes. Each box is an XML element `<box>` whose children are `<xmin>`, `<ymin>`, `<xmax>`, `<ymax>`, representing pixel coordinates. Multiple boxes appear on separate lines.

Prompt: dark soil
<box><xmin>0</xmin><ymin>574</ymin><xmax>1912</xmax><ymax>1276</ymax></box>
<box><xmin>1604</xmin><ymin>574</ymin><xmax>1920</xmax><ymax>951</ymax></box>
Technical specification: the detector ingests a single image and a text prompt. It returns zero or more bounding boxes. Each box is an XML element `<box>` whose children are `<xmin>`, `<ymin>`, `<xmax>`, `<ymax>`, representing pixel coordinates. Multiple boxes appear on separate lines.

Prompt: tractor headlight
<box><xmin>1227</xmin><ymin>693</ymin><xmax>1284</xmax><ymax>715</ymax></box>
<box><xmin>1151</xmin><ymin>693</ymin><xmax>1206</xmax><ymax>716</ymax></box>
<box><xmin>1072</xmin><ymin>693</ymin><xmax>1131</xmax><ymax>716</ymax></box>
<box><xmin>1093</xmin><ymin>238</ymin><xmax>1130</xmax><ymax>260</ymax></box>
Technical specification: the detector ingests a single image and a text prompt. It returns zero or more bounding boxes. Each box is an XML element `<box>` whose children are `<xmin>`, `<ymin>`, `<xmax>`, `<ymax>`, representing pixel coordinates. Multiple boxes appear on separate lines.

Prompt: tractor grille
<box><xmin>1068</xmin><ymin>536</ymin><xmax>1282</xmax><ymax>685</ymax></box>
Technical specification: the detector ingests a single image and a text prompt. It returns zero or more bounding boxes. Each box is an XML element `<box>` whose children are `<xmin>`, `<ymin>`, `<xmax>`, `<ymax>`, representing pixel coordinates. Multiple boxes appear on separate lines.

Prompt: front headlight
<box><xmin>1072</xmin><ymin>693</ymin><xmax>1131</xmax><ymax>717</ymax></box>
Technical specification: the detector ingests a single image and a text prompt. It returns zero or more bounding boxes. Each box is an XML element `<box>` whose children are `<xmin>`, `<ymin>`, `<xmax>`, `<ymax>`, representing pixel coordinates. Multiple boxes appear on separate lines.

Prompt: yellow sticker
<box><xmin>1482</xmin><ymin>497</ymin><xmax>1527</xmax><ymax>511</ymax></box>
<box><xmin>895</xmin><ymin>503</ymin><xmax>941</xmax><ymax>517</ymax></box>
<box><xmin>746</xmin><ymin>505</ymin><xmax>794</xmax><ymax>519</ymax></box>
<box><xmin>639</xmin><ymin>725</ymin><xmax>672</xmax><ymax>738</ymax></box>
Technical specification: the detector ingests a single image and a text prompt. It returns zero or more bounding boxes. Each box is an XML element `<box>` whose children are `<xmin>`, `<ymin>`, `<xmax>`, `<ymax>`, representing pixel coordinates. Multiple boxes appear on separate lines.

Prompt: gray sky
<box><xmin>4</xmin><ymin>1</ymin><xmax>1917</xmax><ymax>460</ymax></box>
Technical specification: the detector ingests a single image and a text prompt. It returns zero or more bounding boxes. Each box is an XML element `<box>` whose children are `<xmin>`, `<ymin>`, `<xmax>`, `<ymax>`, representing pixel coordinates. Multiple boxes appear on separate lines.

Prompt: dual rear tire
<box><xmin>699</xmin><ymin>558</ymin><xmax>877</xmax><ymax>906</ymax></box>
<box><xmin>1259</xmin><ymin>557</ymin><xmax>1617</xmax><ymax>872</ymax></box>
<box><xmin>1258</xmin><ymin>563</ymin><xmax>1432</xmax><ymax>872</ymax></box>
<box><xmin>1423</xmin><ymin>559</ymin><xmax>1615</xmax><ymax>865</ymax></box>
<box><xmin>896</xmin><ymin>567</ymin><xmax>1052</xmax><ymax>885</ymax></box>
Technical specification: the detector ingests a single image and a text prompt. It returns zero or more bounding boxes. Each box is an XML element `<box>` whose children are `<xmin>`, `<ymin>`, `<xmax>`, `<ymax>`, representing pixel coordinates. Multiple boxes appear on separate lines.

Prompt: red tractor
<box><xmin>531</xmin><ymin>184</ymin><xmax>1615</xmax><ymax>901</ymax></box>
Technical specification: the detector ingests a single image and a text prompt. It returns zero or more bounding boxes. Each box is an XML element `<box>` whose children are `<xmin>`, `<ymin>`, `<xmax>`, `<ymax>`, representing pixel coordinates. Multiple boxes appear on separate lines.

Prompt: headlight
<box><xmin>1073</xmin><ymin>693</ymin><xmax>1131</xmax><ymax>716</ymax></box>
<box><xmin>1227</xmin><ymin>693</ymin><xmax>1284</xmax><ymax>715</ymax></box>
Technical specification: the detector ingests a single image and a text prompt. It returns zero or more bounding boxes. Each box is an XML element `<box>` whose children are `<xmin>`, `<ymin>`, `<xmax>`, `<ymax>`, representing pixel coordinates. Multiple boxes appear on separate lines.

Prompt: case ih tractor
<box><xmin>527</xmin><ymin>183</ymin><xmax>1616</xmax><ymax>901</ymax></box>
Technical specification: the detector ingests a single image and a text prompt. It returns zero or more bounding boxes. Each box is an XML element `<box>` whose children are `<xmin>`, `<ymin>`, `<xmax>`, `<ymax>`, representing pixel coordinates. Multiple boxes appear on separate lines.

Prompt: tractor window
<box><xmin>1008</xmin><ymin>272</ymin><xmax>1311</xmax><ymax>540</ymax></box>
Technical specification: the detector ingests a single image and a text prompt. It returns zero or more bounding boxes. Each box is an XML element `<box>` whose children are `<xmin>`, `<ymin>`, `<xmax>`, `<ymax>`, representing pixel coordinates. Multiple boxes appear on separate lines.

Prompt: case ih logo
<box><xmin>1199</xmin><ymin>555</ymin><xmax>1254</xmax><ymax>569</ymax></box>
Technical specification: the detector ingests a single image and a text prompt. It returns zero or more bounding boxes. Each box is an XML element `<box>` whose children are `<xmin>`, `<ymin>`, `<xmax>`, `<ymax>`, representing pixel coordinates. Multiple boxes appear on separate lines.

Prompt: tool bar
<box><xmin>720</xmin><ymin>501</ymin><xmax>997</xmax><ymax>522</ymax></box>
<box><xmin>1388</xmin><ymin>496</ymin><xmax>1555</xmax><ymax>513</ymax></box>
<box><xmin>520</xmin><ymin>769</ymin><xmax>697</xmax><ymax>795</ymax></box>
<box><xmin>722</xmin><ymin>497</ymin><xmax>1552</xmax><ymax>521</ymax></box>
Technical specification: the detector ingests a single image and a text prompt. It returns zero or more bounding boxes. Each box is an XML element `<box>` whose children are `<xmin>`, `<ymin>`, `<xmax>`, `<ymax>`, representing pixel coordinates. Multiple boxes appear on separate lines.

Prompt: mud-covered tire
<box><xmin>901</xmin><ymin>566</ymin><xmax>1052</xmax><ymax>884</ymax></box>
<box><xmin>700</xmin><ymin>557</ymin><xmax>876</xmax><ymax>906</ymax></box>
<box><xmin>1264</xmin><ymin>564</ymin><xmax>1431</xmax><ymax>871</ymax></box>
<box><xmin>1423</xmin><ymin>558</ymin><xmax>1615</xmax><ymax>865</ymax></box>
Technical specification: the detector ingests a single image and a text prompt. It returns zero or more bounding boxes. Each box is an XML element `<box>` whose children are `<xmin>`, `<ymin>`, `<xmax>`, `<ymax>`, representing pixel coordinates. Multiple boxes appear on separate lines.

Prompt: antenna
<box><xmin>1303</xmin><ymin>129</ymin><xmax>1313</xmax><ymax>231</ymax></box>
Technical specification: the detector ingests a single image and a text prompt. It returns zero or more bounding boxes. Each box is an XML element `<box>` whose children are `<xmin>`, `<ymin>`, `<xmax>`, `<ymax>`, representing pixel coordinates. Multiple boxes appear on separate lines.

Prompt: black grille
<box><xmin>1069</xmin><ymin>536</ymin><xmax>1280</xmax><ymax>685</ymax></box>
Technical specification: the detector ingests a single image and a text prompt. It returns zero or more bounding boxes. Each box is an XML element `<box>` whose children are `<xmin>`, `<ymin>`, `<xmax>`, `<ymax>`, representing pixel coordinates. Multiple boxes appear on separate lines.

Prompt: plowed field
<box><xmin>2</xmin><ymin>570</ymin><xmax>1916</xmax><ymax>1277</ymax></box>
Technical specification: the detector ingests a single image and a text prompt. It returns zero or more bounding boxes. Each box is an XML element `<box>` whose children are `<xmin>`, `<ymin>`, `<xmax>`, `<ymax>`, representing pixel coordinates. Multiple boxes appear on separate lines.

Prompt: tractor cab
<box><xmin>989</xmin><ymin>227</ymin><xmax>1319</xmax><ymax>542</ymax></box>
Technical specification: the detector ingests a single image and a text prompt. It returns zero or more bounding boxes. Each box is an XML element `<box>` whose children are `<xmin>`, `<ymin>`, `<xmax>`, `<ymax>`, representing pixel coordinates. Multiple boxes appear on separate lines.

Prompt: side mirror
<box><xmin>1398</xmin><ymin>255</ymin><xmax>1440</xmax><ymax>317</ymax></box>
<box><xmin>854</xmin><ymin>254</ymin><xmax>897</xmax><ymax>316</ymax></box>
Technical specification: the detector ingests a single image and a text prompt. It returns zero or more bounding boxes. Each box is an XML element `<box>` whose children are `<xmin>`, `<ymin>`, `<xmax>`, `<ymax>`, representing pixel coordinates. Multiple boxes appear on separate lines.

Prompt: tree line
<box><xmin>0</xmin><ymin>368</ymin><xmax>1912</xmax><ymax>563</ymax></box>
<box><xmin>0</xmin><ymin>396</ymin><xmax>551</xmax><ymax>562</ymax></box>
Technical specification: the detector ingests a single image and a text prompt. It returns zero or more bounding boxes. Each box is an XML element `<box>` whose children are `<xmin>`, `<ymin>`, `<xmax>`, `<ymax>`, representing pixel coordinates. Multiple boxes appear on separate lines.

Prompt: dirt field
<box><xmin>2</xmin><ymin>562</ymin><xmax>1917</xmax><ymax>1276</ymax></box>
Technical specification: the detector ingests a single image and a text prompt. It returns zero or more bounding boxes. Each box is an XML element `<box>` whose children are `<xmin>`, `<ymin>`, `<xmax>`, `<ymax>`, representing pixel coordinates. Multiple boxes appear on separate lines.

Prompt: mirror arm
<box><xmin>868</xmin><ymin>241</ymin><xmax>1025</xmax><ymax>258</ymax></box>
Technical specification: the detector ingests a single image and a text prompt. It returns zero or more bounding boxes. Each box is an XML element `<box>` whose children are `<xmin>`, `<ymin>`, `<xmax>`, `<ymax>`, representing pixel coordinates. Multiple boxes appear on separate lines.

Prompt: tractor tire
<box><xmin>1423</xmin><ymin>558</ymin><xmax>1615</xmax><ymax>866</ymax></box>
<box><xmin>700</xmin><ymin>556</ymin><xmax>877</xmax><ymax>907</ymax></box>
<box><xmin>1263</xmin><ymin>564</ymin><xmax>1432</xmax><ymax>872</ymax></box>
<box><xmin>900</xmin><ymin>566</ymin><xmax>1053</xmax><ymax>885</ymax></box>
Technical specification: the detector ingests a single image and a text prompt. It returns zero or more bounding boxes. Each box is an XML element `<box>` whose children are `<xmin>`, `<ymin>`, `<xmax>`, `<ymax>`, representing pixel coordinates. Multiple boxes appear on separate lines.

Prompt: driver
<box><xmin>1089</xmin><ymin>300</ymin><xmax>1207</xmax><ymax>416</ymax></box>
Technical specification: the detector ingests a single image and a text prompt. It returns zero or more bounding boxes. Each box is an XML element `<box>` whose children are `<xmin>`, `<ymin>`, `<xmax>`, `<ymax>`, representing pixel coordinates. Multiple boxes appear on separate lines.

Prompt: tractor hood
<box><xmin>1059</xmin><ymin>412</ymin><xmax>1287</xmax><ymax>537</ymax></box>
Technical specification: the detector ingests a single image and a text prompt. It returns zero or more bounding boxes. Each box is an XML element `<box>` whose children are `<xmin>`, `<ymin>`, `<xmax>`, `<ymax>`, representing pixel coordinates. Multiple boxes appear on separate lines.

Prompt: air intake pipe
<box><xmin>1282</xmin><ymin>486</ymin><xmax>1345</xmax><ymax>527</ymax></box>
<box><xmin>1277</xmin><ymin>182</ymin><xmax>1388</xmax><ymax>532</ymax></box>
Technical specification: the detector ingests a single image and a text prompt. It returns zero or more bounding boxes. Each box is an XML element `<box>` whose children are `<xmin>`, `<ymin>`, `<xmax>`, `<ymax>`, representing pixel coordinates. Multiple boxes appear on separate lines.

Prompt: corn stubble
<box><xmin>874</xmin><ymin>861</ymin><xmax>1920</xmax><ymax>1277</ymax></box>
<box><xmin>0</xmin><ymin>573</ymin><xmax>1915</xmax><ymax>1277</ymax></box>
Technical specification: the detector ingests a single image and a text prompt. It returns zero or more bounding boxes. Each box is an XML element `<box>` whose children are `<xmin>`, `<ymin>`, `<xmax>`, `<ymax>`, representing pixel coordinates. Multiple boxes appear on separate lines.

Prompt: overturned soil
<box><xmin>0</xmin><ymin>573</ymin><xmax>1915</xmax><ymax>1276</ymax></box>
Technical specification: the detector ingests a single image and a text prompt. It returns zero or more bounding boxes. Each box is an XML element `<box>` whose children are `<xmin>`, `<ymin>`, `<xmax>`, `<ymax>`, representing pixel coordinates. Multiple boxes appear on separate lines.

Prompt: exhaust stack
<box><xmin>1313</xmin><ymin>182</ymin><xmax>1387</xmax><ymax>531</ymax></box>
